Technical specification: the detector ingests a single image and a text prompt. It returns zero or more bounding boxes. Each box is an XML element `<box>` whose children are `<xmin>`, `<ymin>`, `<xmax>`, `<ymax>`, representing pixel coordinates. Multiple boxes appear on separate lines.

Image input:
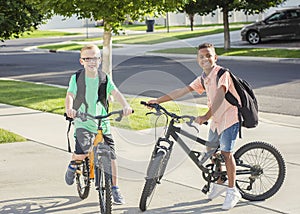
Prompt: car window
<box><xmin>266</xmin><ymin>13</ymin><xmax>283</xmax><ymax>22</ymax></box>
<box><xmin>286</xmin><ymin>10</ymin><xmax>300</xmax><ymax>19</ymax></box>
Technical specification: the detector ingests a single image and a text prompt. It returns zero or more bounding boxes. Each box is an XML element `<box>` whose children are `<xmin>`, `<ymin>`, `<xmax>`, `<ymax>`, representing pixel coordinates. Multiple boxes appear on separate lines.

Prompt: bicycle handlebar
<box><xmin>140</xmin><ymin>101</ymin><xmax>208</xmax><ymax>126</ymax></box>
<box><xmin>64</xmin><ymin>109</ymin><xmax>134</xmax><ymax>123</ymax></box>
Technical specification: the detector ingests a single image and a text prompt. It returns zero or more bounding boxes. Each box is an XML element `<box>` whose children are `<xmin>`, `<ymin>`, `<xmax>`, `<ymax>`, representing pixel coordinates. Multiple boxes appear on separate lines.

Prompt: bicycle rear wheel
<box><xmin>96</xmin><ymin>158</ymin><xmax>112</xmax><ymax>214</ymax></box>
<box><xmin>139</xmin><ymin>151</ymin><xmax>166</xmax><ymax>212</ymax></box>
<box><xmin>76</xmin><ymin>158</ymin><xmax>90</xmax><ymax>199</ymax></box>
<box><xmin>234</xmin><ymin>141</ymin><xmax>286</xmax><ymax>201</ymax></box>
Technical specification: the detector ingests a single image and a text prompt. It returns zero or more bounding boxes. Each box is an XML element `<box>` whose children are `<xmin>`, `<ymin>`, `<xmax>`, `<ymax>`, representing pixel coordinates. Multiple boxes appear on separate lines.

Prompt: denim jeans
<box><xmin>207</xmin><ymin>122</ymin><xmax>239</xmax><ymax>152</ymax></box>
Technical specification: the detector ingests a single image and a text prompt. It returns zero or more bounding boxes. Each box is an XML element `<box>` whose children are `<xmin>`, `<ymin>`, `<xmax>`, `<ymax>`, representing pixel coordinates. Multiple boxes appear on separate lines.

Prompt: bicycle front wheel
<box><xmin>76</xmin><ymin>158</ymin><xmax>90</xmax><ymax>199</ymax></box>
<box><xmin>139</xmin><ymin>151</ymin><xmax>166</xmax><ymax>212</ymax></box>
<box><xmin>234</xmin><ymin>141</ymin><xmax>286</xmax><ymax>201</ymax></box>
<box><xmin>96</xmin><ymin>159</ymin><xmax>112</xmax><ymax>214</ymax></box>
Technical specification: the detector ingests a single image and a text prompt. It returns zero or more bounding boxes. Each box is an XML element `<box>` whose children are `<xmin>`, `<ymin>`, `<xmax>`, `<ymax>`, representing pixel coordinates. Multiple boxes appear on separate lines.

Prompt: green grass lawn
<box><xmin>0</xmin><ymin>80</ymin><xmax>207</xmax><ymax>131</ymax></box>
<box><xmin>0</xmin><ymin>128</ymin><xmax>26</xmax><ymax>144</ymax></box>
<box><xmin>114</xmin><ymin>27</ymin><xmax>242</xmax><ymax>45</ymax></box>
<box><xmin>33</xmin><ymin>26</ymin><xmax>299</xmax><ymax>59</ymax></box>
<box><xmin>38</xmin><ymin>27</ymin><xmax>242</xmax><ymax>50</ymax></box>
<box><xmin>39</xmin><ymin>43</ymin><xmax>103</xmax><ymax>51</ymax></box>
<box><xmin>151</xmin><ymin>47</ymin><xmax>300</xmax><ymax>58</ymax></box>
<box><xmin>99</xmin><ymin>22</ymin><xmax>248</xmax><ymax>32</ymax></box>
<box><xmin>16</xmin><ymin>30</ymin><xmax>81</xmax><ymax>39</ymax></box>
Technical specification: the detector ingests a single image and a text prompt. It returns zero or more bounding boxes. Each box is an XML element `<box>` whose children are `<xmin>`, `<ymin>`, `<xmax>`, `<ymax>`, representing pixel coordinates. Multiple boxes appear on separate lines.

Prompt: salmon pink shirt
<box><xmin>189</xmin><ymin>65</ymin><xmax>240</xmax><ymax>134</ymax></box>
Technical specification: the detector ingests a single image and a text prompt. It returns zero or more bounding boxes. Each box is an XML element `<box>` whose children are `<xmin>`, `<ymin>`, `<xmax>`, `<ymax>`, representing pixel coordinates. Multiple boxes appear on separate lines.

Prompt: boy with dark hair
<box><xmin>148</xmin><ymin>43</ymin><xmax>241</xmax><ymax>210</ymax></box>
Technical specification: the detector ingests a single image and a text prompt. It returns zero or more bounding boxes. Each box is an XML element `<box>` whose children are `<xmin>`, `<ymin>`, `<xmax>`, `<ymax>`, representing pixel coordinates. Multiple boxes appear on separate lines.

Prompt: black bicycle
<box><xmin>65</xmin><ymin>110</ymin><xmax>125</xmax><ymax>214</ymax></box>
<box><xmin>139</xmin><ymin>101</ymin><xmax>286</xmax><ymax>211</ymax></box>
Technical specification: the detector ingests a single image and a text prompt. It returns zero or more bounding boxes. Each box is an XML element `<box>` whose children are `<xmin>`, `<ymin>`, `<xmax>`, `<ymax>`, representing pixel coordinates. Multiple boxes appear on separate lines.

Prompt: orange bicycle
<box><xmin>65</xmin><ymin>110</ymin><xmax>124</xmax><ymax>214</ymax></box>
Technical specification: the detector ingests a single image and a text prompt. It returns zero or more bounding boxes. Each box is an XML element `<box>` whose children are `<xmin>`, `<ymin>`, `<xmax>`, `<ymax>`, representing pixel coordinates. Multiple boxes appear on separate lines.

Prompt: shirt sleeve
<box><xmin>67</xmin><ymin>74</ymin><xmax>77</xmax><ymax>96</ymax></box>
<box><xmin>106</xmin><ymin>75</ymin><xmax>116</xmax><ymax>95</ymax></box>
<box><xmin>217</xmin><ymin>71</ymin><xmax>231</xmax><ymax>93</ymax></box>
<box><xmin>189</xmin><ymin>77</ymin><xmax>204</xmax><ymax>94</ymax></box>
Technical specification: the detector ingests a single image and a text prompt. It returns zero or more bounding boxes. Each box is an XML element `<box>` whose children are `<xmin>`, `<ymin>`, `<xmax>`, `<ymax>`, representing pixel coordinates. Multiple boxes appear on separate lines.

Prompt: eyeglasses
<box><xmin>81</xmin><ymin>57</ymin><xmax>101</xmax><ymax>62</ymax></box>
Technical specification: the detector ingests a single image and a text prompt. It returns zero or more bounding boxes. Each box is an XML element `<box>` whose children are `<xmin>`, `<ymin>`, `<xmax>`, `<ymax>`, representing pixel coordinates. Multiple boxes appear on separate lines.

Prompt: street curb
<box><xmin>24</xmin><ymin>46</ymin><xmax>300</xmax><ymax>65</ymax></box>
<box><xmin>145</xmin><ymin>52</ymin><xmax>300</xmax><ymax>64</ymax></box>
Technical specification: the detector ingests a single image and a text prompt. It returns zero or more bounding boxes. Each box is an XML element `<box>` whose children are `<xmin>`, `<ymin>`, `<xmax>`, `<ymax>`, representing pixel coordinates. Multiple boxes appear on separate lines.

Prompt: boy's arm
<box><xmin>210</xmin><ymin>86</ymin><xmax>226</xmax><ymax>115</ymax></box>
<box><xmin>65</xmin><ymin>92</ymin><xmax>76</xmax><ymax>118</ymax></box>
<box><xmin>111</xmin><ymin>88</ymin><xmax>133</xmax><ymax>116</ymax></box>
<box><xmin>195</xmin><ymin>86</ymin><xmax>225</xmax><ymax>124</ymax></box>
<box><xmin>149</xmin><ymin>86</ymin><xmax>194</xmax><ymax>104</ymax></box>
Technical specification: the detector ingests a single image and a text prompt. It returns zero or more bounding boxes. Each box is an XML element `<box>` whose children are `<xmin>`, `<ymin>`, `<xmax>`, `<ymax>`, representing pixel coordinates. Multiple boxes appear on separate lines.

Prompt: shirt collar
<box><xmin>201</xmin><ymin>65</ymin><xmax>220</xmax><ymax>80</ymax></box>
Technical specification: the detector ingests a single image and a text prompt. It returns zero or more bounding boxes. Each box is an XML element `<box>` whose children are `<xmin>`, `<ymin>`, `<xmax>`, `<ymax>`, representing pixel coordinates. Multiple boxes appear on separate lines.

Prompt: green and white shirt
<box><xmin>67</xmin><ymin>73</ymin><xmax>116</xmax><ymax>134</ymax></box>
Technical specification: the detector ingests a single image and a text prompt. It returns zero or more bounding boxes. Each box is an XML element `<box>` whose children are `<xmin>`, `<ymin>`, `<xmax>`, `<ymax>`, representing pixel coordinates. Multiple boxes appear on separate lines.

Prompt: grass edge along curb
<box><xmin>0</xmin><ymin>79</ymin><xmax>208</xmax><ymax>131</ymax></box>
<box><xmin>150</xmin><ymin>47</ymin><xmax>300</xmax><ymax>59</ymax></box>
<box><xmin>0</xmin><ymin>128</ymin><xmax>27</xmax><ymax>144</ymax></box>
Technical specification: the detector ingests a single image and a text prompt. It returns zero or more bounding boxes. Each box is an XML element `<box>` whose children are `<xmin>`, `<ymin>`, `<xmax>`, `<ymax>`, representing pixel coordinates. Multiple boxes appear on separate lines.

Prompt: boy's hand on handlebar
<box><xmin>146</xmin><ymin>99</ymin><xmax>159</xmax><ymax>109</ymax></box>
<box><xmin>148</xmin><ymin>99</ymin><xmax>159</xmax><ymax>104</ymax></box>
<box><xmin>195</xmin><ymin>115</ymin><xmax>208</xmax><ymax>125</ymax></box>
<box><xmin>66</xmin><ymin>109</ymin><xmax>77</xmax><ymax>118</ymax></box>
<box><xmin>122</xmin><ymin>106</ymin><xmax>133</xmax><ymax>116</ymax></box>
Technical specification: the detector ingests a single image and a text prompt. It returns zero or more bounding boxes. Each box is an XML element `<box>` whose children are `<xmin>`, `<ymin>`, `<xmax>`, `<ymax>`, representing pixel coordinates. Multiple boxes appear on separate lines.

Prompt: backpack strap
<box><xmin>73</xmin><ymin>69</ymin><xmax>108</xmax><ymax>113</ymax></box>
<box><xmin>73</xmin><ymin>69</ymin><xmax>88</xmax><ymax>112</ymax></box>
<box><xmin>217</xmin><ymin>68</ymin><xmax>243</xmax><ymax>138</ymax></box>
<box><xmin>98</xmin><ymin>71</ymin><xmax>109</xmax><ymax>112</ymax></box>
<box><xmin>201</xmin><ymin>76</ymin><xmax>205</xmax><ymax>90</ymax></box>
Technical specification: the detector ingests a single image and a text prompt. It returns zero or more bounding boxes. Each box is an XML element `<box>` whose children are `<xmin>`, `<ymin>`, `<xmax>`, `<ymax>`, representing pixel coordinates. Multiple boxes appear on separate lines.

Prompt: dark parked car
<box><xmin>241</xmin><ymin>7</ymin><xmax>300</xmax><ymax>45</ymax></box>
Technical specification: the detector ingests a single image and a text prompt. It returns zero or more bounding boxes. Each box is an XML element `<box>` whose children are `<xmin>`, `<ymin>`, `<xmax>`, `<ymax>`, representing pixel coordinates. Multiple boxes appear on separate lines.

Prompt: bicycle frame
<box><xmin>65</xmin><ymin>110</ymin><xmax>125</xmax><ymax>213</ymax></box>
<box><xmin>165</xmin><ymin>118</ymin><xmax>211</xmax><ymax>174</ymax></box>
<box><xmin>88</xmin><ymin>128</ymin><xmax>105</xmax><ymax>180</ymax></box>
<box><xmin>165</xmin><ymin>118</ymin><xmax>251</xmax><ymax>181</ymax></box>
<box><xmin>140</xmin><ymin>102</ymin><xmax>286</xmax><ymax>210</ymax></box>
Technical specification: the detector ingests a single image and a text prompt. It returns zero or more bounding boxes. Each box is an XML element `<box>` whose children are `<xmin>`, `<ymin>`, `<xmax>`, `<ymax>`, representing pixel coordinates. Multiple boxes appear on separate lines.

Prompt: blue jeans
<box><xmin>207</xmin><ymin>123</ymin><xmax>239</xmax><ymax>152</ymax></box>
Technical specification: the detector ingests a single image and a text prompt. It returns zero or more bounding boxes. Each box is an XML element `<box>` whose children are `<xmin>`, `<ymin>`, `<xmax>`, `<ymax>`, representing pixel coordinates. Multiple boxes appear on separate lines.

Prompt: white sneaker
<box><xmin>207</xmin><ymin>181</ymin><xmax>228</xmax><ymax>200</ymax></box>
<box><xmin>222</xmin><ymin>187</ymin><xmax>242</xmax><ymax>210</ymax></box>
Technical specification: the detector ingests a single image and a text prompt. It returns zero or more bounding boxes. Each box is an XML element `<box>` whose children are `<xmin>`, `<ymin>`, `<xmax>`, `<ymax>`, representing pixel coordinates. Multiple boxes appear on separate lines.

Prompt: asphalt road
<box><xmin>0</xmin><ymin>35</ymin><xmax>299</xmax><ymax>116</ymax></box>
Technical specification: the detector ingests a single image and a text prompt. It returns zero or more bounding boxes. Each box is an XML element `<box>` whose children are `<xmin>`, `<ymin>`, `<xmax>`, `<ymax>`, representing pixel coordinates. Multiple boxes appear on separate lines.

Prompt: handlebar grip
<box><xmin>64</xmin><ymin>113</ymin><xmax>73</xmax><ymax>121</ymax></box>
<box><xmin>140</xmin><ymin>101</ymin><xmax>158</xmax><ymax>109</ymax></box>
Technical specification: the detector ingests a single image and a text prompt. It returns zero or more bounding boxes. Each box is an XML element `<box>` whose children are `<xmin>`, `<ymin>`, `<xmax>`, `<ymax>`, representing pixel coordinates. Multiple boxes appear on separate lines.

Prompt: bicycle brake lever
<box><xmin>146</xmin><ymin>112</ymin><xmax>162</xmax><ymax>116</ymax></box>
<box><xmin>114</xmin><ymin>111</ymin><xmax>123</xmax><ymax>122</ymax></box>
<box><xmin>187</xmin><ymin>122</ymin><xmax>199</xmax><ymax>133</ymax></box>
<box><xmin>76</xmin><ymin>111</ymin><xmax>87</xmax><ymax>122</ymax></box>
<box><xmin>115</xmin><ymin>115</ymin><xmax>122</xmax><ymax>122</ymax></box>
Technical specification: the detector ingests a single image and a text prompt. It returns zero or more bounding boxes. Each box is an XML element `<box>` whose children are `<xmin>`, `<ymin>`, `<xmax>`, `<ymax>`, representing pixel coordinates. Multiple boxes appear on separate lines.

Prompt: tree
<box><xmin>177</xmin><ymin>0</ymin><xmax>199</xmax><ymax>31</ymax></box>
<box><xmin>33</xmin><ymin>0</ymin><xmax>184</xmax><ymax>77</ymax></box>
<box><xmin>196</xmin><ymin>0</ymin><xmax>287</xmax><ymax>50</ymax></box>
<box><xmin>0</xmin><ymin>0</ymin><xmax>46</xmax><ymax>42</ymax></box>
<box><xmin>177</xmin><ymin>0</ymin><xmax>214</xmax><ymax>31</ymax></box>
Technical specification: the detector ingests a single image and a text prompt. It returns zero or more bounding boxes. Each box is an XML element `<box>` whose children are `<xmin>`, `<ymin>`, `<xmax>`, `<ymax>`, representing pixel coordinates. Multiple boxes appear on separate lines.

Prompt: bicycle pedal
<box><xmin>202</xmin><ymin>185</ymin><xmax>209</xmax><ymax>194</ymax></box>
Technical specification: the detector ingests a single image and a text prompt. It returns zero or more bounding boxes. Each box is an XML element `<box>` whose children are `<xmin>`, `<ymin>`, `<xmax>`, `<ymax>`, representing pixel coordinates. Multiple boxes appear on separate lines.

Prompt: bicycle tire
<box><xmin>234</xmin><ymin>141</ymin><xmax>286</xmax><ymax>201</ymax></box>
<box><xmin>139</xmin><ymin>151</ymin><xmax>166</xmax><ymax>212</ymax></box>
<box><xmin>97</xmin><ymin>158</ymin><xmax>112</xmax><ymax>214</ymax></box>
<box><xmin>76</xmin><ymin>158</ymin><xmax>90</xmax><ymax>199</ymax></box>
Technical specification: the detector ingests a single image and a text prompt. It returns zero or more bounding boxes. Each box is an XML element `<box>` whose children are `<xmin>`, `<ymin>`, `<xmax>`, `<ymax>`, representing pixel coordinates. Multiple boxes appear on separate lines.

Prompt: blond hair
<box><xmin>80</xmin><ymin>44</ymin><xmax>101</xmax><ymax>56</ymax></box>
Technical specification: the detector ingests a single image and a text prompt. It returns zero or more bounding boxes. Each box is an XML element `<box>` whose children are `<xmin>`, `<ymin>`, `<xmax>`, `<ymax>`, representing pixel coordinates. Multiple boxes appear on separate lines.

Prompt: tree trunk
<box><xmin>102</xmin><ymin>29</ymin><xmax>112</xmax><ymax>77</ymax></box>
<box><xmin>189</xmin><ymin>14</ymin><xmax>194</xmax><ymax>31</ymax></box>
<box><xmin>223</xmin><ymin>8</ymin><xmax>230</xmax><ymax>50</ymax></box>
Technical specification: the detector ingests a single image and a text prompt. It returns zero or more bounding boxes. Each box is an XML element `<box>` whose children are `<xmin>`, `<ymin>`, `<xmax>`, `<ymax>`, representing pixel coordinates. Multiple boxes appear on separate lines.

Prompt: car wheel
<box><xmin>247</xmin><ymin>31</ymin><xmax>261</xmax><ymax>45</ymax></box>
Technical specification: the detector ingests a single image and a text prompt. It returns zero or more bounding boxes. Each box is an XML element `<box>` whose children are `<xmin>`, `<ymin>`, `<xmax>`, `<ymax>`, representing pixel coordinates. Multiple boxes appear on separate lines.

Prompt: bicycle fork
<box><xmin>146</xmin><ymin>137</ymin><xmax>173</xmax><ymax>181</ymax></box>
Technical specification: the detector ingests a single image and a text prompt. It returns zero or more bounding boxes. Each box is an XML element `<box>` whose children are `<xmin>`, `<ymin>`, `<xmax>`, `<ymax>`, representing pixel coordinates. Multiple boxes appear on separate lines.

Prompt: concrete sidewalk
<box><xmin>0</xmin><ymin>103</ymin><xmax>300</xmax><ymax>213</ymax></box>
